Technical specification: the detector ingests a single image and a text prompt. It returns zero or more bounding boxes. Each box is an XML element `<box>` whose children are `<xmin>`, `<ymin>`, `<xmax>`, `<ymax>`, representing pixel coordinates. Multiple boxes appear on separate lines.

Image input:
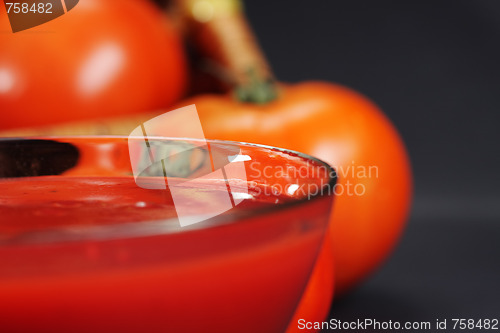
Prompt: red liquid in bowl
<box><xmin>0</xmin><ymin>176</ymin><xmax>330</xmax><ymax>333</ymax></box>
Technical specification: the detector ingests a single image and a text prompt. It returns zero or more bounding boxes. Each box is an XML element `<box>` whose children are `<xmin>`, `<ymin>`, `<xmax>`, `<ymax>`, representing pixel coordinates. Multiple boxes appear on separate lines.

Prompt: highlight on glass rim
<box><xmin>0</xmin><ymin>0</ymin><xmax>497</xmax><ymax>332</ymax></box>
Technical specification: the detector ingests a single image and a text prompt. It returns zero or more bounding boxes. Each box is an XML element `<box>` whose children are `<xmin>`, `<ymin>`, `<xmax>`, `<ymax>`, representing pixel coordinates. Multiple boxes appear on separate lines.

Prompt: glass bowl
<box><xmin>0</xmin><ymin>137</ymin><xmax>336</xmax><ymax>333</ymax></box>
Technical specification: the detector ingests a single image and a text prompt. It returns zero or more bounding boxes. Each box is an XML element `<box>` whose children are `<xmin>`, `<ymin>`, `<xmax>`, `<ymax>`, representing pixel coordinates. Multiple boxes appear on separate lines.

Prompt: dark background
<box><xmin>244</xmin><ymin>0</ymin><xmax>500</xmax><ymax>331</ymax></box>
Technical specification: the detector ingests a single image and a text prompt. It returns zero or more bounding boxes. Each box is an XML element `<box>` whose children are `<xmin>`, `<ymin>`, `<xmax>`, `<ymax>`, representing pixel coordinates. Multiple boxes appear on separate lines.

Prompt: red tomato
<box><xmin>0</xmin><ymin>0</ymin><xmax>187</xmax><ymax>130</ymax></box>
<box><xmin>175</xmin><ymin>81</ymin><xmax>413</xmax><ymax>294</ymax></box>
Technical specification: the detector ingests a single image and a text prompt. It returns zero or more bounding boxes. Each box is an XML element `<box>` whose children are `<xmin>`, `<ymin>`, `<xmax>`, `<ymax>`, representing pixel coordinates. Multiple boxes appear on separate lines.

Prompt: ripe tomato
<box><xmin>0</xmin><ymin>0</ymin><xmax>187</xmax><ymax>130</ymax></box>
<box><xmin>176</xmin><ymin>81</ymin><xmax>413</xmax><ymax>293</ymax></box>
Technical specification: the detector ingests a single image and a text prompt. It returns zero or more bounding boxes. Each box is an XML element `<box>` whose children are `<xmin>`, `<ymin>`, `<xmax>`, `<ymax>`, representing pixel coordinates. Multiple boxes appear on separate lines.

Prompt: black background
<box><xmin>241</xmin><ymin>0</ymin><xmax>500</xmax><ymax>331</ymax></box>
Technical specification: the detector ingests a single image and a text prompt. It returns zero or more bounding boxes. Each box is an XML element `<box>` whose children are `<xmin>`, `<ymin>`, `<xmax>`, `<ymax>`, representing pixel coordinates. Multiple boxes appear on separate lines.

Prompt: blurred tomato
<box><xmin>0</xmin><ymin>0</ymin><xmax>187</xmax><ymax>130</ymax></box>
<box><xmin>176</xmin><ymin>81</ymin><xmax>412</xmax><ymax>294</ymax></box>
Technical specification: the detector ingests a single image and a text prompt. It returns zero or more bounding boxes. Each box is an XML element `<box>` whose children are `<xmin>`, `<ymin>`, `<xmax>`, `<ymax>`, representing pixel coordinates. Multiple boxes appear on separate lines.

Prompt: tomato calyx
<box><xmin>234</xmin><ymin>69</ymin><xmax>278</xmax><ymax>104</ymax></box>
<box><xmin>173</xmin><ymin>0</ymin><xmax>277</xmax><ymax>104</ymax></box>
